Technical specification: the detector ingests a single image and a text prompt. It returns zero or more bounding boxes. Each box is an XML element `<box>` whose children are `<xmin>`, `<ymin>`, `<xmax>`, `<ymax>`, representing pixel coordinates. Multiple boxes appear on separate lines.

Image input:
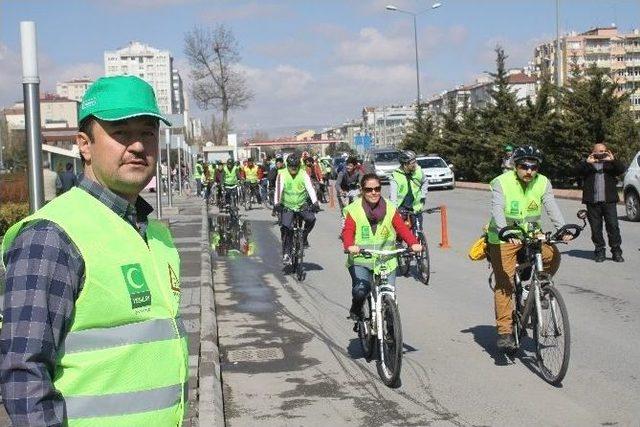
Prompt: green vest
<box><xmin>391</xmin><ymin>166</ymin><xmax>424</xmax><ymax>213</ymax></box>
<box><xmin>243</xmin><ymin>165</ymin><xmax>259</xmax><ymax>183</ymax></box>
<box><xmin>344</xmin><ymin>198</ymin><xmax>398</xmax><ymax>272</ymax></box>
<box><xmin>205</xmin><ymin>164</ymin><xmax>215</xmax><ymax>182</ymax></box>
<box><xmin>223</xmin><ymin>165</ymin><xmax>239</xmax><ymax>186</ymax></box>
<box><xmin>280</xmin><ymin>168</ymin><xmax>307</xmax><ymax>211</ymax></box>
<box><xmin>487</xmin><ymin>171</ymin><xmax>548</xmax><ymax>244</ymax></box>
<box><xmin>1</xmin><ymin>188</ymin><xmax>188</xmax><ymax>426</ymax></box>
<box><xmin>194</xmin><ymin>163</ymin><xmax>203</xmax><ymax>180</ymax></box>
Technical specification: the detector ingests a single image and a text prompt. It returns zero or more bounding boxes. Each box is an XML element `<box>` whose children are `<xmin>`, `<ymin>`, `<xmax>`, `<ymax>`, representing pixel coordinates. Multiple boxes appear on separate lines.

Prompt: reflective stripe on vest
<box><xmin>392</xmin><ymin>166</ymin><xmax>424</xmax><ymax>212</ymax></box>
<box><xmin>281</xmin><ymin>168</ymin><xmax>308</xmax><ymax>211</ymax></box>
<box><xmin>65</xmin><ymin>383</ymin><xmax>184</xmax><ymax>419</ymax></box>
<box><xmin>487</xmin><ymin>171</ymin><xmax>548</xmax><ymax>244</ymax></box>
<box><xmin>63</xmin><ymin>317</ymin><xmax>187</xmax><ymax>354</ymax></box>
<box><xmin>344</xmin><ymin>198</ymin><xmax>398</xmax><ymax>272</ymax></box>
<box><xmin>243</xmin><ymin>165</ymin><xmax>259</xmax><ymax>183</ymax></box>
<box><xmin>1</xmin><ymin>187</ymin><xmax>188</xmax><ymax>426</ymax></box>
<box><xmin>224</xmin><ymin>165</ymin><xmax>239</xmax><ymax>186</ymax></box>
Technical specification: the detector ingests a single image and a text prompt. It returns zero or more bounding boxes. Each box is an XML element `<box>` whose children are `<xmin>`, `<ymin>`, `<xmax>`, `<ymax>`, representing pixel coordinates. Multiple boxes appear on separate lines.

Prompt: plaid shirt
<box><xmin>0</xmin><ymin>175</ymin><xmax>153</xmax><ymax>426</ymax></box>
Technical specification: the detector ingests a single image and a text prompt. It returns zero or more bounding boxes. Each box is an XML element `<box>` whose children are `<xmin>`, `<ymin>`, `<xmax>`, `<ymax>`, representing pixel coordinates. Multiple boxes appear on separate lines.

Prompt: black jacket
<box><xmin>573</xmin><ymin>159</ymin><xmax>626</xmax><ymax>204</ymax></box>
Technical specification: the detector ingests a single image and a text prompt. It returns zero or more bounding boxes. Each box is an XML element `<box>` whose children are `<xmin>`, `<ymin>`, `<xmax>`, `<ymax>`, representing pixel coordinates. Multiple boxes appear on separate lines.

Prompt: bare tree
<box><xmin>184</xmin><ymin>25</ymin><xmax>253</xmax><ymax>136</ymax></box>
<box><xmin>202</xmin><ymin>114</ymin><xmax>229</xmax><ymax>146</ymax></box>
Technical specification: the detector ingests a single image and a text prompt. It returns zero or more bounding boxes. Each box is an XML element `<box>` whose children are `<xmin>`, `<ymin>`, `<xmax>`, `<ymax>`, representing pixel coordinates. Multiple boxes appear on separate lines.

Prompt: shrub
<box><xmin>0</xmin><ymin>202</ymin><xmax>30</xmax><ymax>237</ymax></box>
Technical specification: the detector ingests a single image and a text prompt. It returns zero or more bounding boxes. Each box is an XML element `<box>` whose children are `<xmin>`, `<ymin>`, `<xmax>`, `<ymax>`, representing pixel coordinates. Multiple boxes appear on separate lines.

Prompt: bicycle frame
<box><xmin>370</xmin><ymin>265</ymin><xmax>396</xmax><ymax>341</ymax></box>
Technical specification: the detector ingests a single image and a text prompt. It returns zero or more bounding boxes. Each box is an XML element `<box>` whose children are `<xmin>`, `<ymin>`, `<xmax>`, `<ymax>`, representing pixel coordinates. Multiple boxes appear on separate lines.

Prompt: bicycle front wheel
<box><xmin>533</xmin><ymin>284</ymin><xmax>570</xmax><ymax>385</ymax></box>
<box><xmin>376</xmin><ymin>295</ymin><xmax>403</xmax><ymax>387</ymax></box>
<box><xmin>417</xmin><ymin>235</ymin><xmax>430</xmax><ymax>285</ymax></box>
<box><xmin>358</xmin><ymin>298</ymin><xmax>375</xmax><ymax>360</ymax></box>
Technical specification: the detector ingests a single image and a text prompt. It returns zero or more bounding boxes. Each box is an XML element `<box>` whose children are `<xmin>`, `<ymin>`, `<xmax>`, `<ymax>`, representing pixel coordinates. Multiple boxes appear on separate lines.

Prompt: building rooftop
<box><xmin>507</xmin><ymin>73</ymin><xmax>538</xmax><ymax>84</ymax></box>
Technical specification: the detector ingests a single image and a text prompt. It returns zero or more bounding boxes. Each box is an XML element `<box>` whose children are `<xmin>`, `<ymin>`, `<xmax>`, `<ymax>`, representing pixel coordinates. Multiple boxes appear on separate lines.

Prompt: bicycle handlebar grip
<box><xmin>497</xmin><ymin>225</ymin><xmax>525</xmax><ymax>242</ymax></box>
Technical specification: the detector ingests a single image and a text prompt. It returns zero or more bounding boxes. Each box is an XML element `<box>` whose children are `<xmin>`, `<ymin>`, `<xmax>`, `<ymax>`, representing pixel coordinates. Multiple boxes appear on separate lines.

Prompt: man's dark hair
<box><xmin>79</xmin><ymin>116</ymin><xmax>95</xmax><ymax>140</ymax></box>
<box><xmin>66</xmin><ymin>162</ymin><xmax>73</xmax><ymax>171</ymax></box>
<box><xmin>275</xmin><ymin>157</ymin><xmax>284</xmax><ymax>164</ymax></box>
<box><xmin>347</xmin><ymin>156</ymin><xmax>358</xmax><ymax>166</ymax></box>
<box><xmin>360</xmin><ymin>173</ymin><xmax>380</xmax><ymax>188</ymax></box>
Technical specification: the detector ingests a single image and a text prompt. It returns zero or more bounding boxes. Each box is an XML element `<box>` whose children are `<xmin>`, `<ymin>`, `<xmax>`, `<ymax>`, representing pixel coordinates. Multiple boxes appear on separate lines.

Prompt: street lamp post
<box><xmin>386</xmin><ymin>3</ymin><xmax>442</xmax><ymax>107</ymax></box>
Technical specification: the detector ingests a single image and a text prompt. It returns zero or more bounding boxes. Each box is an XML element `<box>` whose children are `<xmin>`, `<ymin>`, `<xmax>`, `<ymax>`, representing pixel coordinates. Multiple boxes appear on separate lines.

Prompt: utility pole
<box><xmin>176</xmin><ymin>135</ymin><xmax>182</xmax><ymax>196</ymax></box>
<box><xmin>21</xmin><ymin>21</ymin><xmax>44</xmax><ymax>213</ymax></box>
<box><xmin>556</xmin><ymin>0</ymin><xmax>562</xmax><ymax>87</ymax></box>
<box><xmin>165</xmin><ymin>128</ymin><xmax>173</xmax><ymax>207</ymax></box>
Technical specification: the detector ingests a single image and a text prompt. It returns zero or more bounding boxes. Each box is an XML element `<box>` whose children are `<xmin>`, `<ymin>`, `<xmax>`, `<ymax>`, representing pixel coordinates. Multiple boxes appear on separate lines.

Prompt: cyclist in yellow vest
<box><xmin>274</xmin><ymin>155</ymin><xmax>320</xmax><ymax>266</ymax></box>
<box><xmin>487</xmin><ymin>145</ymin><xmax>572</xmax><ymax>352</ymax></box>
<box><xmin>242</xmin><ymin>157</ymin><xmax>262</xmax><ymax>204</ymax></box>
<box><xmin>194</xmin><ymin>157</ymin><xmax>204</xmax><ymax>197</ymax></box>
<box><xmin>390</xmin><ymin>150</ymin><xmax>429</xmax><ymax>223</ymax></box>
<box><xmin>342</xmin><ymin>173</ymin><xmax>422</xmax><ymax>319</ymax></box>
<box><xmin>222</xmin><ymin>158</ymin><xmax>242</xmax><ymax>208</ymax></box>
<box><xmin>1</xmin><ymin>75</ymin><xmax>188</xmax><ymax>426</ymax></box>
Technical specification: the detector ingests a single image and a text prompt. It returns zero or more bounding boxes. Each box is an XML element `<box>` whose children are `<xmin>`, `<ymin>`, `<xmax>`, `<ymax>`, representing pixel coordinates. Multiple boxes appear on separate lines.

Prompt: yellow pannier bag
<box><xmin>468</xmin><ymin>236</ymin><xmax>488</xmax><ymax>261</ymax></box>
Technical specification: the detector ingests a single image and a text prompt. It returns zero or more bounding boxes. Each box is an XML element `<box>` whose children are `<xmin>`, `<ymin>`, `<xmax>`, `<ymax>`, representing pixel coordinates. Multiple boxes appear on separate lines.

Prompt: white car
<box><xmin>372</xmin><ymin>149</ymin><xmax>400</xmax><ymax>182</ymax></box>
<box><xmin>623</xmin><ymin>150</ymin><xmax>640</xmax><ymax>221</ymax></box>
<box><xmin>416</xmin><ymin>155</ymin><xmax>455</xmax><ymax>190</ymax></box>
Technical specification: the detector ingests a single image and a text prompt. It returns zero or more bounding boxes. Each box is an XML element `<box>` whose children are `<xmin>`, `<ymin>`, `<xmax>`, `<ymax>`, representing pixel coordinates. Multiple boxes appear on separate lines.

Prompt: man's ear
<box><xmin>77</xmin><ymin>132</ymin><xmax>92</xmax><ymax>164</ymax></box>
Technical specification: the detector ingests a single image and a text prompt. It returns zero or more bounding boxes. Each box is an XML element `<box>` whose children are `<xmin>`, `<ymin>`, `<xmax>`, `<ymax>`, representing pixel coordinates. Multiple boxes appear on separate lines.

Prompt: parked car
<box><xmin>416</xmin><ymin>155</ymin><xmax>455</xmax><ymax>190</ymax></box>
<box><xmin>372</xmin><ymin>149</ymin><xmax>400</xmax><ymax>182</ymax></box>
<box><xmin>623</xmin><ymin>150</ymin><xmax>640</xmax><ymax>221</ymax></box>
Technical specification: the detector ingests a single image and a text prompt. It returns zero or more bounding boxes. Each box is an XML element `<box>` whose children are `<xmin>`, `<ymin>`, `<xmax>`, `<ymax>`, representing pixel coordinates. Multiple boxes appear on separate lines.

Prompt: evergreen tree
<box><xmin>401</xmin><ymin>103</ymin><xmax>436</xmax><ymax>153</ymax></box>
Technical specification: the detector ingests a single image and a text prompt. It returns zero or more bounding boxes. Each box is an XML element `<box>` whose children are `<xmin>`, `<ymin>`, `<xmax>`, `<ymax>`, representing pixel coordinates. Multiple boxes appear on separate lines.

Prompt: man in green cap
<box><xmin>1</xmin><ymin>75</ymin><xmax>189</xmax><ymax>426</ymax></box>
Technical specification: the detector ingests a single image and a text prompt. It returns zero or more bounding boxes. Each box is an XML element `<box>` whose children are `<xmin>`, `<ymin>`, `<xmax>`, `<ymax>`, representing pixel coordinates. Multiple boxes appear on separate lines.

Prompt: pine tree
<box><xmin>401</xmin><ymin>103</ymin><xmax>436</xmax><ymax>153</ymax></box>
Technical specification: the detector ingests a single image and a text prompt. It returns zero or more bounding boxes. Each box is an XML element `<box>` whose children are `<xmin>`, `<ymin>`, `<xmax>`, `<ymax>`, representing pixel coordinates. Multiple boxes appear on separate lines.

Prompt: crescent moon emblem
<box><xmin>126</xmin><ymin>266</ymin><xmax>144</xmax><ymax>289</ymax></box>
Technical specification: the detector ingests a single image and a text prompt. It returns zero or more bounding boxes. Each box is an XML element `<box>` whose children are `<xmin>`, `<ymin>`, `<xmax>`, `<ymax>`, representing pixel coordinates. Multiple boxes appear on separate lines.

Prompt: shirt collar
<box><xmin>77</xmin><ymin>174</ymin><xmax>153</xmax><ymax>225</ymax></box>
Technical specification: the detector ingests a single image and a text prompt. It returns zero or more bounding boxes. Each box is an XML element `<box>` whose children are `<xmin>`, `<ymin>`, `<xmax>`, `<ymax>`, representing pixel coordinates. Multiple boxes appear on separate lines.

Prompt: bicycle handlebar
<box><xmin>498</xmin><ymin>222</ymin><xmax>583</xmax><ymax>244</ymax></box>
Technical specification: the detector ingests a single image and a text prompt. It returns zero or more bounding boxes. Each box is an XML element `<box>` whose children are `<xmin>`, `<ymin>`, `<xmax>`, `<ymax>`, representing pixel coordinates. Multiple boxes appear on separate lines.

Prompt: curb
<box><xmin>197</xmin><ymin>201</ymin><xmax>225</xmax><ymax>426</ymax></box>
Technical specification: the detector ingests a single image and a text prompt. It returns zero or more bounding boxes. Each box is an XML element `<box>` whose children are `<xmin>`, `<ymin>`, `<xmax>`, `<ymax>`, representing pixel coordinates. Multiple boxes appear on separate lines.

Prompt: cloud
<box><xmin>0</xmin><ymin>43</ymin><xmax>23</xmax><ymax>106</ymax></box>
<box><xmin>335</xmin><ymin>27</ymin><xmax>412</xmax><ymax>63</ymax></box>
<box><xmin>103</xmin><ymin>0</ymin><xmax>201</xmax><ymax>9</ymax></box>
<box><xmin>475</xmin><ymin>36</ymin><xmax>543</xmax><ymax>73</ymax></box>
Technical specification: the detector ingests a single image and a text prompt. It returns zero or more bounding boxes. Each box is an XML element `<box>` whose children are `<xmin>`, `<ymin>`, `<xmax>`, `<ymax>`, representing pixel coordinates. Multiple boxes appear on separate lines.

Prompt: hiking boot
<box><xmin>497</xmin><ymin>333</ymin><xmax>516</xmax><ymax>353</ymax></box>
<box><xmin>612</xmin><ymin>249</ymin><xmax>624</xmax><ymax>262</ymax></box>
<box><xmin>594</xmin><ymin>250</ymin><xmax>606</xmax><ymax>263</ymax></box>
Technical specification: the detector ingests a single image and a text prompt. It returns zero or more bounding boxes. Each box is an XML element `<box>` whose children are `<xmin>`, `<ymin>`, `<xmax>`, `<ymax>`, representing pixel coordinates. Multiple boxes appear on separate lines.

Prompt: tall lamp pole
<box><xmin>555</xmin><ymin>0</ymin><xmax>562</xmax><ymax>87</ymax></box>
<box><xmin>386</xmin><ymin>3</ymin><xmax>442</xmax><ymax>107</ymax></box>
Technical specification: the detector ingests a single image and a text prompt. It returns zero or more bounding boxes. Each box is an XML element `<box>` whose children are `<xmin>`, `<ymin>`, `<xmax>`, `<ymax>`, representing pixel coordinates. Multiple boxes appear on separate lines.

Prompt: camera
<box><xmin>593</xmin><ymin>152</ymin><xmax>608</xmax><ymax>160</ymax></box>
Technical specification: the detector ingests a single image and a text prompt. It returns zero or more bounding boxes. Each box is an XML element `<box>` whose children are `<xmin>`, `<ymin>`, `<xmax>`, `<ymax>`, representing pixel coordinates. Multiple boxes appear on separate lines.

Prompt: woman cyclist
<box><xmin>342</xmin><ymin>173</ymin><xmax>422</xmax><ymax>320</ymax></box>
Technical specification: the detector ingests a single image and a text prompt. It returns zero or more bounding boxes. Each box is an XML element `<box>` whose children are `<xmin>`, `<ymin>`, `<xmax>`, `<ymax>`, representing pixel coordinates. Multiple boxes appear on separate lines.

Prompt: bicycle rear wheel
<box><xmin>416</xmin><ymin>234</ymin><xmax>430</xmax><ymax>285</ymax></box>
<box><xmin>358</xmin><ymin>298</ymin><xmax>375</xmax><ymax>360</ymax></box>
<box><xmin>533</xmin><ymin>284</ymin><xmax>570</xmax><ymax>385</ymax></box>
<box><xmin>376</xmin><ymin>295</ymin><xmax>403</xmax><ymax>387</ymax></box>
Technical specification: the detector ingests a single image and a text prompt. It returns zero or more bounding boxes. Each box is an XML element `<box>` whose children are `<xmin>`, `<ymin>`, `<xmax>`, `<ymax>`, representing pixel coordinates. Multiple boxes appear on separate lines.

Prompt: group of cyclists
<box><xmin>206</xmin><ymin>144</ymin><xmax>577</xmax><ymax>356</ymax></box>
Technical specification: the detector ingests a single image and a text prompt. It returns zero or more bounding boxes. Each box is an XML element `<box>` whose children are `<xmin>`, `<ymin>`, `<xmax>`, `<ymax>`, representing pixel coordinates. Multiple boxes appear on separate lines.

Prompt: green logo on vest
<box><xmin>121</xmin><ymin>263</ymin><xmax>151</xmax><ymax>309</ymax></box>
<box><xmin>509</xmin><ymin>201</ymin><xmax>520</xmax><ymax>215</ymax></box>
<box><xmin>361</xmin><ymin>225</ymin><xmax>371</xmax><ymax>239</ymax></box>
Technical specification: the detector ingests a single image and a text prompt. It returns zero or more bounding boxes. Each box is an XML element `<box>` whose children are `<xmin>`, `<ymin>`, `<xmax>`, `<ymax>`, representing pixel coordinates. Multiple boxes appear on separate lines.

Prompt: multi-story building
<box><xmin>104</xmin><ymin>41</ymin><xmax>185</xmax><ymax>115</ymax></box>
<box><xmin>533</xmin><ymin>26</ymin><xmax>640</xmax><ymax>118</ymax></box>
<box><xmin>3</xmin><ymin>94</ymin><xmax>79</xmax><ymax>130</ymax></box>
<box><xmin>55</xmin><ymin>78</ymin><xmax>94</xmax><ymax>102</ymax></box>
<box><xmin>362</xmin><ymin>104</ymin><xmax>415</xmax><ymax>148</ymax></box>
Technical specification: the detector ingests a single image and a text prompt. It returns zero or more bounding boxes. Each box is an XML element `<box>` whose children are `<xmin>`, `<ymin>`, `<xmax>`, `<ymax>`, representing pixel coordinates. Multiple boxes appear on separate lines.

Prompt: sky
<box><xmin>1</xmin><ymin>0</ymin><xmax>639</xmax><ymax>137</ymax></box>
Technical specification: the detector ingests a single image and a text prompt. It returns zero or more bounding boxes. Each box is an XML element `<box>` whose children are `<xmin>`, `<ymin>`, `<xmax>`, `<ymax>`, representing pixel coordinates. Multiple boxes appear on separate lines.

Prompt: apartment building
<box><xmin>104</xmin><ymin>41</ymin><xmax>185</xmax><ymax>115</ymax></box>
<box><xmin>534</xmin><ymin>26</ymin><xmax>640</xmax><ymax>118</ymax></box>
<box><xmin>56</xmin><ymin>78</ymin><xmax>94</xmax><ymax>102</ymax></box>
<box><xmin>362</xmin><ymin>104</ymin><xmax>415</xmax><ymax>148</ymax></box>
<box><xmin>3</xmin><ymin>94</ymin><xmax>79</xmax><ymax>130</ymax></box>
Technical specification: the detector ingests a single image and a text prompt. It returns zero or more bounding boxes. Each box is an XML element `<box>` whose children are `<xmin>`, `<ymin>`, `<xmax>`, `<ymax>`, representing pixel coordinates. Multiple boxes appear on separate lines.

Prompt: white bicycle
<box><xmin>352</xmin><ymin>247</ymin><xmax>409</xmax><ymax>387</ymax></box>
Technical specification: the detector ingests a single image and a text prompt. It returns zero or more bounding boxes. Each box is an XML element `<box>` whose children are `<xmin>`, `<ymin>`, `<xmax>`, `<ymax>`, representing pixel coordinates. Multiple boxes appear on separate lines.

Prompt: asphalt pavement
<box><xmin>213</xmin><ymin>186</ymin><xmax>640</xmax><ymax>426</ymax></box>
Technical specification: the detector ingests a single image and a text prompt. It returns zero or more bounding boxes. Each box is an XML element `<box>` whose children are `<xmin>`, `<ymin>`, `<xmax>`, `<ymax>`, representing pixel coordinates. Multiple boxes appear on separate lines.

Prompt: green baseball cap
<box><xmin>78</xmin><ymin>75</ymin><xmax>171</xmax><ymax>126</ymax></box>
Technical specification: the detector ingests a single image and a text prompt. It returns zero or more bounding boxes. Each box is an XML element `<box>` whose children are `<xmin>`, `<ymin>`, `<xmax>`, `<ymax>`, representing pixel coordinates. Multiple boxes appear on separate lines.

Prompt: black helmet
<box><xmin>512</xmin><ymin>145</ymin><xmax>543</xmax><ymax>165</ymax></box>
<box><xmin>286</xmin><ymin>155</ymin><xmax>301</xmax><ymax>168</ymax></box>
<box><xmin>398</xmin><ymin>149</ymin><xmax>416</xmax><ymax>164</ymax></box>
<box><xmin>226</xmin><ymin>158</ymin><xmax>234</xmax><ymax>164</ymax></box>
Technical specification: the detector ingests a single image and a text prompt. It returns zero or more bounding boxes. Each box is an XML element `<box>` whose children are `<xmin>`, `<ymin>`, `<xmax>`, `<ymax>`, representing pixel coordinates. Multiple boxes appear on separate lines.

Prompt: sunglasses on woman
<box><xmin>363</xmin><ymin>186</ymin><xmax>382</xmax><ymax>193</ymax></box>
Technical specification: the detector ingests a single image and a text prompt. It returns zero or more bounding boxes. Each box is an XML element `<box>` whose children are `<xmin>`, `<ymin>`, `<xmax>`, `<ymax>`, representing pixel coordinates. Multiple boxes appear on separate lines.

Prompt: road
<box><xmin>214</xmin><ymin>186</ymin><xmax>640</xmax><ymax>426</ymax></box>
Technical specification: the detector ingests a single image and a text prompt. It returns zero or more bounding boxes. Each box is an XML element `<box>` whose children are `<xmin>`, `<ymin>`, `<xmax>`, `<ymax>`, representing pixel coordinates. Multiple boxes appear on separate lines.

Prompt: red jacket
<box><xmin>342</xmin><ymin>211</ymin><xmax>419</xmax><ymax>250</ymax></box>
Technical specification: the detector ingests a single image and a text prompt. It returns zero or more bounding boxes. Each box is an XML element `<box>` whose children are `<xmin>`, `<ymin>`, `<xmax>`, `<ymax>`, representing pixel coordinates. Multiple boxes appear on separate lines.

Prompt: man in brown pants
<box><xmin>486</xmin><ymin>145</ymin><xmax>572</xmax><ymax>352</ymax></box>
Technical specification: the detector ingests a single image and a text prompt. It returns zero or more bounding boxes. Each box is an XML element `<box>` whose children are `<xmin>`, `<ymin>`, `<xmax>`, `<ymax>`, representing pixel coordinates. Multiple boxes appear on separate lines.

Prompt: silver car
<box><xmin>372</xmin><ymin>149</ymin><xmax>400</xmax><ymax>182</ymax></box>
<box><xmin>623</xmin><ymin>151</ymin><xmax>640</xmax><ymax>221</ymax></box>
